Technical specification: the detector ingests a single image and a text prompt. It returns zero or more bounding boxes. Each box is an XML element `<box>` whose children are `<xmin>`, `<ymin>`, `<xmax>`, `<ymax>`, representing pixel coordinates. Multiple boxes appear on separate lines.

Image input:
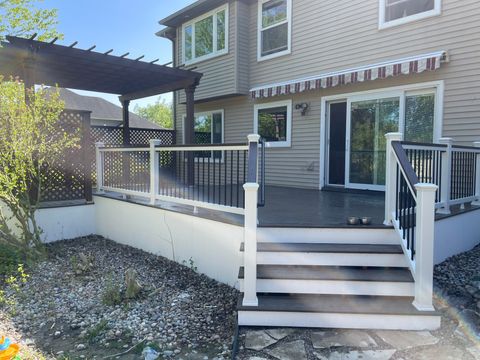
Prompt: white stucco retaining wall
<box><xmin>36</xmin><ymin>204</ymin><xmax>96</xmax><ymax>243</ymax></box>
<box><xmin>434</xmin><ymin>210</ymin><xmax>480</xmax><ymax>264</ymax></box>
<box><xmin>94</xmin><ymin>196</ymin><xmax>243</xmax><ymax>287</ymax></box>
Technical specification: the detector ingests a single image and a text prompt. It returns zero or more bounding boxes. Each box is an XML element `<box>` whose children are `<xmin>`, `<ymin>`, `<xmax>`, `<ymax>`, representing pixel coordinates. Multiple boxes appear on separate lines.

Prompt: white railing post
<box><xmin>472</xmin><ymin>141</ymin><xmax>480</xmax><ymax>205</ymax></box>
<box><xmin>242</xmin><ymin>133</ymin><xmax>260</xmax><ymax>307</ymax></box>
<box><xmin>149</xmin><ymin>139</ymin><xmax>161</xmax><ymax>205</ymax></box>
<box><xmin>437</xmin><ymin>137</ymin><xmax>453</xmax><ymax>214</ymax></box>
<box><xmin>384</xmin><ymin>132</ymin><xmax>403</xmax><ymax>225</ymax></box>
<box><xmin>413</xmin><ymin>183</ymin><xmax>438</xmax><ymax>312</ymax></box>
<box><xmin>95</xmin><ymin>142</ymin><xmax>105</xmax><ymax>193</ymax></box>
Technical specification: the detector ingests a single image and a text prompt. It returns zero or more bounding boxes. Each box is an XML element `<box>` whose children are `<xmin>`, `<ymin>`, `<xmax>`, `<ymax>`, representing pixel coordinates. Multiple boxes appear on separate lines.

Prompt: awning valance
<box><xmin>250</xmin><ymin>51</ymin><xmax>447</xmax><ymax>99</ymax></box>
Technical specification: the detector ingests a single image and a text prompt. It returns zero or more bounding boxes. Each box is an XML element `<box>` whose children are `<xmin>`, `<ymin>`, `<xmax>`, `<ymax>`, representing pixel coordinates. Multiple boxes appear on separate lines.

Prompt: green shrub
<box><xmin>102</xmin><ymin>276</ymin><xmax>122</xmax><ymax>306</ymax></box>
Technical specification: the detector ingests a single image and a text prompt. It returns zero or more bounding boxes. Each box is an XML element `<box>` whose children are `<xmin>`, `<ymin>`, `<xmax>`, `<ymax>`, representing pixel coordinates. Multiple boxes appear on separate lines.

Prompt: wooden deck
<box><xmin>258</xmin><ymin>186</ymin><xmax>386</xmax><ymax>228</ymax></box>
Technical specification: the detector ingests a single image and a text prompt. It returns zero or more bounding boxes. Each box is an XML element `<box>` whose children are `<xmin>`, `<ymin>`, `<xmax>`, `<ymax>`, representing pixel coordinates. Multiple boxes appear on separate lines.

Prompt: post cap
<box><xmin>473</xmin><ymin>141</ymin><xmax>480</xmax><ymax>148</ymax></box>
<box><xmin>95</xmin><ymin>142</ymin><xmax>105</xmax><ymax>147</ymax></box>
<box><xmin>385</xmin><ymin>132</ymin><xmax>403</xmax><ymax>140</ymax></box>
<box><xmin>438</xmin><ymin>137</ymin><xmax>453</xmax><ymax>144</ymax></box>
<box><xmin>414</xmin><ymin>183</ymin><xmax>438</xmax><ymax>192</ymax></box>
<box><xmin>150</xmin><ymin>139</ymin><xmax>162</xmax><ymax>146</ymax></box>
<box><xmin>248</xmin><ymin>134</ymin><xmax>261</xmax><ymax>143</ymax></box>
<box><xmin>243</xmin><ymin>182</ymin><xmax>260</xmax><ymax>191</ymax></box>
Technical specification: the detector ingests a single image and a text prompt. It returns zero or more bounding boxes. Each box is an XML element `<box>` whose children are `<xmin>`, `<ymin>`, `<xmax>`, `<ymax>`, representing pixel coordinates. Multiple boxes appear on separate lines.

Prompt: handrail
<box><xmin>391</xmin><ymin>141</ymin><xmax>419</xmax><ymax>196</ymax></box>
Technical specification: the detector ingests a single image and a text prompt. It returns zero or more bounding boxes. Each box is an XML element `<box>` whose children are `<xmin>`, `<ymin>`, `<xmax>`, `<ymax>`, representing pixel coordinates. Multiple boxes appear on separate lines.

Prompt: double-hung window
<box><xmin>254</xmin><ymin>100</ymin><xmax>292</xmax><ymax>147</ymax></box>
<box><xmin>258</xmin><ymin>0</ymin><xmax>292</xmax><ymax>61</ymax></box>
<box><xmin>183</xmin><ymin>5</ymin><xmax>228</xmax><ymax>65</ymax></box>
<box><xmin>379</xmin><ymin>0</ymin><xmax>441</xmax><ymax>29</ymax></box>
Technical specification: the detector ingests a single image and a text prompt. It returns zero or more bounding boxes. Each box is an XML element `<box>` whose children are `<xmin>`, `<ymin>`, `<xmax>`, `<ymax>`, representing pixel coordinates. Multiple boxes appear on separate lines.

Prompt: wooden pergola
<box><xmin>0</xmin><ymin>35</ymin><xmax>202</xmax><ymax>145</ymax></box>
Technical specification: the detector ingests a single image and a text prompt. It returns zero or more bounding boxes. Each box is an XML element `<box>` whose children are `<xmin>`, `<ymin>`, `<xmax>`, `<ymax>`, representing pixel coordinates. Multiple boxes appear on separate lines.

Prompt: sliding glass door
<box><xmin>347</xmin><ymin>96</ymin><xmax>400</xmax><ymax>190</ymax></box>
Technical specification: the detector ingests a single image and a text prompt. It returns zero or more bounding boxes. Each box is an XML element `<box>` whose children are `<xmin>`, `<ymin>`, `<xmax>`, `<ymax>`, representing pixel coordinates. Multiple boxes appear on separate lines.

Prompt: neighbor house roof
<box><xmin>53</xmin><ymin>88</ymin><xmax>163</xmax><ymax>129</ymax></box>
<box><xmin>158</xmin><ymin>0</ymin><xmax>228</xmax><ymax>28</ymax></box>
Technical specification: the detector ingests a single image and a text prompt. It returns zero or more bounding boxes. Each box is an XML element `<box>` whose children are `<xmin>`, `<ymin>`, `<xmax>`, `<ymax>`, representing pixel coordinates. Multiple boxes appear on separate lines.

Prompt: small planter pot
<box><xmin>361</xmin><ymin>217</ymin><xmax>372</xmax><ymax>225</ymax></box>
<box><xmin>347</xmin><ymin>216</ymin><xmax>360</xmax><ymax>225</ymax></box>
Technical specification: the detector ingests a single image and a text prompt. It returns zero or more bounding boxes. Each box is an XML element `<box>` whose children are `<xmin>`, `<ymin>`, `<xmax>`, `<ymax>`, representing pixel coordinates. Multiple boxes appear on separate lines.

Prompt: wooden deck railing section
<box><xmin>385</xmin><ymin>133</ymin><xmax>480</xmax><ymax>311</ymax></box>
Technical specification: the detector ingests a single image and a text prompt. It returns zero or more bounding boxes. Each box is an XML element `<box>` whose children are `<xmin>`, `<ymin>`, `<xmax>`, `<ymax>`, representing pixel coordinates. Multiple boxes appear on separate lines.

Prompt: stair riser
<box><xmin>257</xmin><ymin>228</ymin><xmax>399</xmax><ymax>244</ymax></box>
<box><xmin>256</xmin><ymin>252</ymin><xmax>408</xmax><ymax>267</ymax></box>
<box><xmin>238</xmin><ymin>311</ymin><xmax>441</xmax><ymax>330</ymax></box>
<box><xmin>239</xmin><ymin>279</ymin><xmax>414</xmax><ymax>296</ymax></box>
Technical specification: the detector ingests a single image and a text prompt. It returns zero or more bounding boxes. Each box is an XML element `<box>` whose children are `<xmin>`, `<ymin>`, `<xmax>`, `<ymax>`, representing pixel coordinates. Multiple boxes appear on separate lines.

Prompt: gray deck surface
<box><xmin>238</xmin><ymin>265</ymin><xmax>413</xmax><ymax>282</ymax></box>
<box><xmin>240</xmin><ymin>243</ymin><xmax>403</xmax><ymax>254</ymax></box>
<box><xmin>258</xmin><ymin>186</ymin><xmax>386</xmax><ymax>227</ymax></box>
<box><xmin>237</xmin><ymin>294</ymin><xmax>437</xmax><ymax>316</ymax></box>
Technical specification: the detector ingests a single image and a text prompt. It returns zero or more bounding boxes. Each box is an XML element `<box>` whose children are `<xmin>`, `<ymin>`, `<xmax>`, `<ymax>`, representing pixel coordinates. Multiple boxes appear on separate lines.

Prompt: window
<box><xmin>184</xmin><ymin>110</ymin><xmax>224</xmax><ymax>158</ymax></box>
<box><xmin>182</xmin><ymin>5</ymin><xmax>228</xmax><ymax>64</ymax></box>
<box><xmin>379</xmin><ymin>0</ymin><xmax>441</xmax><ymax>28</ymax></box>
<box><xmin>404</xmin><ymin>91</ymin><xmax>435</xmax><ymax>143</ymax></box>
<box><xmin>258</xmin><ymin>0</ymin><xmax>292</xmax><ymax>61</ymax></box>
<box><xmin>254</xmin><ymin>100</ymin><xmax>292</xmax><ymax>147</ymax></box>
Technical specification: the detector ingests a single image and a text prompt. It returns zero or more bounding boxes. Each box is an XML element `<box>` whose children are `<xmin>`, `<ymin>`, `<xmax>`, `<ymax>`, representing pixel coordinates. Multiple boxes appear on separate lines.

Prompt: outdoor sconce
<box><xmin>295</xmin><ymin>102</ymin><xmax>309</xmax><ymax>116</ymax></box>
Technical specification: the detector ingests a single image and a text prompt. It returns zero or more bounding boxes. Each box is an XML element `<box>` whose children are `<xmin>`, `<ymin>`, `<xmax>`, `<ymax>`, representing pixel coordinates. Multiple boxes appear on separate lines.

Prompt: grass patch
<box><xmin>86</xmin><ymin>319</ymin><xmax>108</xmax><ymax>343</ymax></box>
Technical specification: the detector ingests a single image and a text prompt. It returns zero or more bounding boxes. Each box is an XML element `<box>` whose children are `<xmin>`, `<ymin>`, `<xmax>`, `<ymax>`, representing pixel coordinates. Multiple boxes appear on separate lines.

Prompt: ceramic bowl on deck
<box><xmin>347</xmin><ymin>216</ymin><xmax>360</xmax><ymax>225</ymax></box>
<box><xmin>361</xmin><ymin>217</ymin><xmax>372</xmax><ymax>225</ymax></box>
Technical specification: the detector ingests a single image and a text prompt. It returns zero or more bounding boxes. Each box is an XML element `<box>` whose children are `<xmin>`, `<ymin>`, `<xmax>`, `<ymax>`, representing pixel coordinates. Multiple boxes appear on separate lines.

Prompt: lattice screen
<box><xmin>41</xmin><ymin>111</ymin><xmax>89</xmax><ymax>202</ymax></box>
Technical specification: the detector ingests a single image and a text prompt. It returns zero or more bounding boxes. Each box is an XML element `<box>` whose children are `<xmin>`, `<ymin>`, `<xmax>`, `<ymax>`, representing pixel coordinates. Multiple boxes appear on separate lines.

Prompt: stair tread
<box><xmin>237</xmin><ymin>294</ymin><xmax>438</xmax><ymax>316</ymax></box>
<box><xmin>240</xmin><ymin>242</ymin><xmax>403</xmax><ymax>254</ymax></box>
<box><xmin>238</xmin><ymin>265</ymin><xmax>413</xmax><ymax>282</ymax></box>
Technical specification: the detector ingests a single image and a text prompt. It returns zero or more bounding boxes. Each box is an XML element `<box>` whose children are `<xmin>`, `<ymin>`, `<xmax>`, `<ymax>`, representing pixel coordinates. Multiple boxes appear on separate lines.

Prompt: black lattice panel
<box><xmin>130</xmin><ymin>128</ymin><xmax>176</xmax><ymax>145</ymax></box>
<box><xmin>103</xmin><ymin>151</ymin><xmax>150</xmax><ymax>193</ymax></box>
<box><xmin>41</xmin><ymin>111</ymin><xmax>87</xmax><ymax>202</ymax></box>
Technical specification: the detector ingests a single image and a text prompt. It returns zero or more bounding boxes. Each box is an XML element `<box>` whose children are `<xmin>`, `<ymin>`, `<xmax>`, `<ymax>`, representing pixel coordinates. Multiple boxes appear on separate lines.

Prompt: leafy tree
<box><xmin>0</xmin><ymin>0</ymin><xmax>62</xmax><ymax>42</ymax></box>
<box><xmin>0</xmin><ymin>80</ymin><xmax>77</xmax><ymax>258</ymax></box>
<box><xmin>133</xmin><ymin>97</ymin><xmax>173</xmax><ymax>129</ymax></box>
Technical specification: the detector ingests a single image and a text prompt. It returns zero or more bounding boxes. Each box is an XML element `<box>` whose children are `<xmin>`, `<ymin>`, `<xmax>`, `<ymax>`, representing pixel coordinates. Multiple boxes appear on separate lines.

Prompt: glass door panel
<box><xmin>349</xmin><ymin>97</ymin><xmax>399</xmax><ymax>188</ymax></box>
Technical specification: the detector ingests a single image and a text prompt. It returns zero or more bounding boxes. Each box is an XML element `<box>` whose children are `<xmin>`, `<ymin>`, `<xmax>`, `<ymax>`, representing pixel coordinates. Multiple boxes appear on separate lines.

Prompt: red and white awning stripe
<box><xmin>250</xmin><ymin>51</ymin><xmax>447</xmax><ymax>99</ymax></box>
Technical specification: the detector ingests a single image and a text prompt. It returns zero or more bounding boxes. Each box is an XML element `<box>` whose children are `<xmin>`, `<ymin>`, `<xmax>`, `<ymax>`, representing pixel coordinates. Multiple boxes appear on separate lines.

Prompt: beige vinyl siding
<box><xmin>176</xmin><ymin>0</ymin><xmax>249</xmax><ymax>103</ymax></box>
<box><xmin>172</xmin><ymin>0</ymin><xmax>480</xmax><ymax>188</ymax></box>
<box><xmin>247</xmin><ymin>0</ymin><xmax>480</xmax><ymax>146</ymax></box>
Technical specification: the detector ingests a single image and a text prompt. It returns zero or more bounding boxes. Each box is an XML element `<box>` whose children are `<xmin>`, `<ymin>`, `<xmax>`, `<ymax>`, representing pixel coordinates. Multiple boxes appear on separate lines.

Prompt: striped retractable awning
<box><xmin>250</xmin><ymin>51</ymin><xmax>447</xmax><ymax>99</ymax></box>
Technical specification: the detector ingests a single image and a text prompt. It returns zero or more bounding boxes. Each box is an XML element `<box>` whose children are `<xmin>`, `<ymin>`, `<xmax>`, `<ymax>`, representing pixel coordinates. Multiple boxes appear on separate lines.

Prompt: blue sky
<box><xmin>42</xmin><ymin>0</ymin><xmax>193</xmax><ymax>109</ymax></box>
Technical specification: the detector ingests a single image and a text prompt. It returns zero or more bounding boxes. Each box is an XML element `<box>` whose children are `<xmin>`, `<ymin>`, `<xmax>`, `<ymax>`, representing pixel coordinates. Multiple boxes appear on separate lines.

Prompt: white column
<box><xmin>437</xmin><ymin>138</ymin><xmax>453</xmax><ymax>214</ymax></box>
<box><xmin>149</xmin><ymin>139</ymin><xmax>162</xmax><ymax>205</ymax></box>
<box><xmin>95</xmin><ymin>142</ymin><xmax>105</xmax><ymax>193</ymax></box>
<box><xmin>384</xmin><ymin>132</ymin><xmax>403</xmax><ymax>225</ymax></box>
<box><xmin>472</xmin><ymin>141</ymin><xmax>480</xmax><ymax>205</ymax></box>
<box><xmin>243</xmin><ymin>182</ymin><xmax>259</xmax><ymax>307</ymax></box>
<box><xmin>412</xmin><ymin>183</ymin><xmax>437</xmax><ymax>312</ymax></box>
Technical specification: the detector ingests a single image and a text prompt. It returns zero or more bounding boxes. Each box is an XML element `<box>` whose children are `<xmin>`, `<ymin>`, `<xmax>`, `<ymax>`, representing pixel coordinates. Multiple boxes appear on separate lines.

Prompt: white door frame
<box><xmin>319</xmin><ymin>80</ymin><xmax>444</xmax><ymax>190</ymax></box>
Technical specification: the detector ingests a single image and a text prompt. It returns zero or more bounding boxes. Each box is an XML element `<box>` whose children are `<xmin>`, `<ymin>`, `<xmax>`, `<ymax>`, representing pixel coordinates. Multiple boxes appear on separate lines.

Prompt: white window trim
<box><xmin>379</xmin><ymin>0</ymin><xmax>441</xmax><ymax>29</ymax></box>
<box><xmin>254</xmin><ymin>99</ymin><xmax>292</xmax><ymax>148</ymax></box>
<box><xmin>182</xmin><ymin>4</ymin><xmax>229</xmax><ymax>65</ymax></box>
<box><xmin>257</xmin><ymin>0</ymin><xmax>292</xmax><ymax>62</ymax></box>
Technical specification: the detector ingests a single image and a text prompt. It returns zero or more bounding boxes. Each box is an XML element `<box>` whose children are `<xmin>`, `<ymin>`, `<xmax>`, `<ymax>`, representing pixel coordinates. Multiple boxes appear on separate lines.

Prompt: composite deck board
<box><xmin>240</xmin><ymin>242</ymin><xmax>403</xmax><ymax>254</ymax></box>
<box><xmin>238</xmin><ymin>265</ymin><xmax>413</xmax><ymax>282</ymax></box>
<box><xmin>237</xmin><ymin>294</ymin><xmax>438</xmax><ymax>316</ymax></box>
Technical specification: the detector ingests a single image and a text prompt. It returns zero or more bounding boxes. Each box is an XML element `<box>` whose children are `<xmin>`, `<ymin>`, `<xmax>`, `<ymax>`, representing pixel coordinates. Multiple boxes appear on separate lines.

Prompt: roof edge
<box><xmin>158</xmin><ymin>0</ymin><xmax>227</xmax><ymax>28</ymax></box>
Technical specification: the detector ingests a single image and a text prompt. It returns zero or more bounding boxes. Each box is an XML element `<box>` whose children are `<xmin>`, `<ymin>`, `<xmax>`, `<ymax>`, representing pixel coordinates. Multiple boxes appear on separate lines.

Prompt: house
<box><xmin>150</xmin><ymin>0</ymin><xmax>480</xmax><ymax>329</ymax></box>
<box><xmin>2</xmin><ymin>3</ymin><xmax>480</xmax><ymax>334</ymax></box>
<box><xmin>53</xmin><ymin>88</ymin><xmax>164</xmax><ymax>129</ymax></box>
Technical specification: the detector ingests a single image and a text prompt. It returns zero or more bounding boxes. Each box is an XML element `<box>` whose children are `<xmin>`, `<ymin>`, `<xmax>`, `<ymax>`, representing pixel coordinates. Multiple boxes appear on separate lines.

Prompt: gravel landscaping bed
<box><xmin>0</xmin><ymin>236</ymin><xmax>239</xmax><ymax>359</ymax></box>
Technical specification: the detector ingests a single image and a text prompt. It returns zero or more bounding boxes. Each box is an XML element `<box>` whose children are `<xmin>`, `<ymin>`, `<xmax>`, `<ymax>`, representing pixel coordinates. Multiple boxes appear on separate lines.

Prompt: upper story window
<box><xmin>379</xmin><ymin>0</ymin><xmax>441</xmax><ymax>29</ymax></box>
<box><xmin>257</xmin><ymin>0</ymin><xmax>292</xmax><ymax>61</ymax></box>
<box><xmin>183</xmin><ymin>4</ymin><xmax>228</xmax><ymax>65</ymax></box>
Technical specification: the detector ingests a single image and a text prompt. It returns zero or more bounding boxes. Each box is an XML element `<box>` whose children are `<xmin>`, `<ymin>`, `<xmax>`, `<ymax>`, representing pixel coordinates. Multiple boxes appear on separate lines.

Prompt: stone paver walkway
<box><xmin>236</xmin><ymin>296</ymin><xmax>480</xmax><ymax>360</ymax></box>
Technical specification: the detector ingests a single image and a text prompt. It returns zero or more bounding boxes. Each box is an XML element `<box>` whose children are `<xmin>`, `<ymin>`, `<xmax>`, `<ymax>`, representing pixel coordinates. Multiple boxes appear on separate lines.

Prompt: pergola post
<box><xmin>185</xmin><ymin>85</ymin><xmax>196</xmax><ymax>186</ymax></box>
<box><xmin>122</xmin><ymin>99</ymin><xmax>131</xmax><ymax>145</ymax></box>
<box><xmin>121</xmin><ymin>99</ymin><xmax>131</xmax><ymax>190</ymax></box>
<box><xmin>22</xmin><ymin>58</ymin><xmax>35</xmax><ymax>104</ymax></box>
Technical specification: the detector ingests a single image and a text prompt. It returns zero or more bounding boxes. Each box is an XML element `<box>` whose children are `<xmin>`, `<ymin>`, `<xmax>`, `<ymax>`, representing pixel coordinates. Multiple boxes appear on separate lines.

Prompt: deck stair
<box><xmin>237</xmin><ymin>227</ymin><xmax>441</xmax><ymax>330</ymax></box>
